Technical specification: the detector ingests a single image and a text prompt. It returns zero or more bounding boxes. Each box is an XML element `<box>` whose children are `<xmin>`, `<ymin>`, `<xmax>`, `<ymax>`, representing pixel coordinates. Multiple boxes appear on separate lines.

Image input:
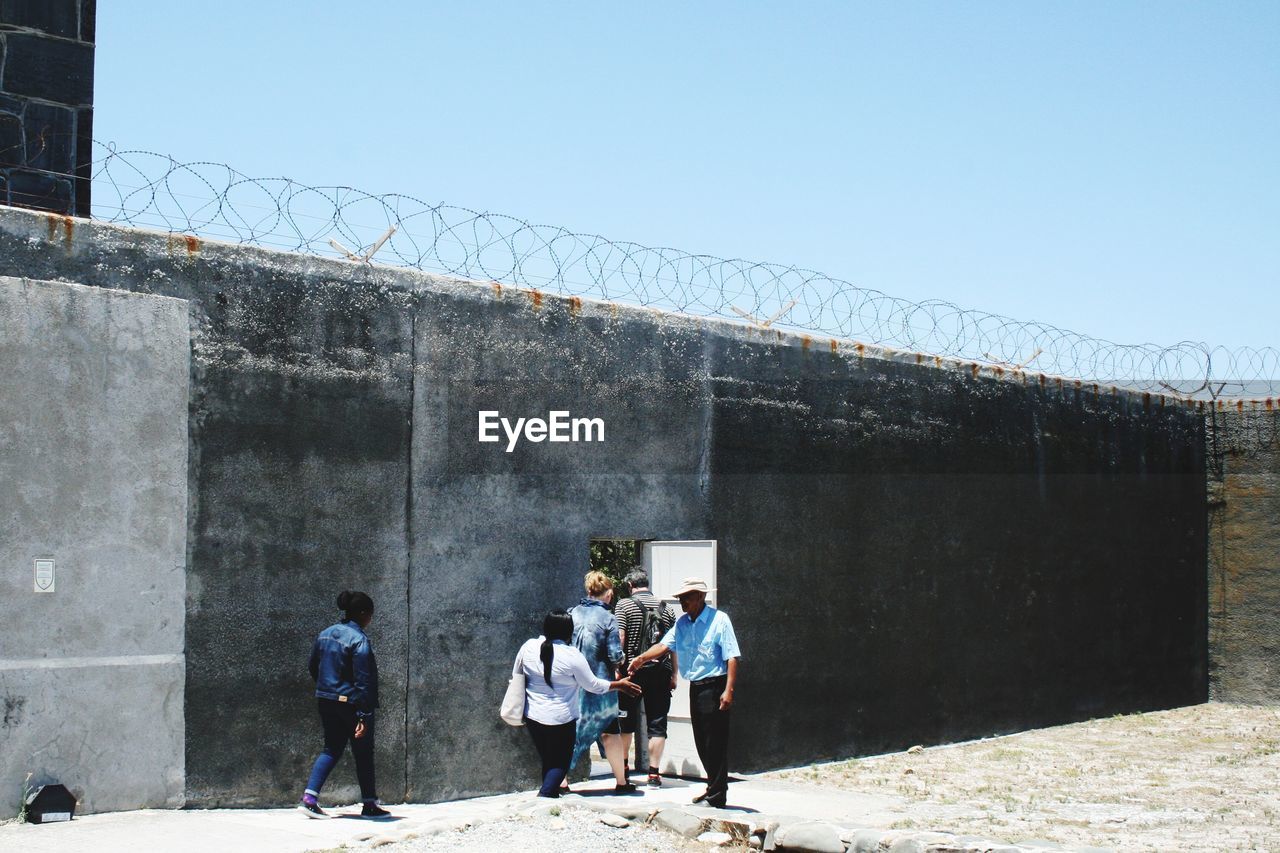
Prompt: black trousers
<box><xmin>525</xmin><ymin>718</ymin><xmax>577</xmax><ymax>797</ymax></box>
<box><xmin>690</xmin><ymin>675</ymin><xmax>730</xmax><ymax>806</ymax></box>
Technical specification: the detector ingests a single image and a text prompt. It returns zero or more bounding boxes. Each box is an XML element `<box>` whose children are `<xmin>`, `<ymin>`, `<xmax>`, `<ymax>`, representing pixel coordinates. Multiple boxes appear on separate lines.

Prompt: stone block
<box><xmin>22</xmin><ymin>100</ymin><xmax>74</xmax><ymax>174</ymax></box>
<box><xmin>599</xmin><ymin>812</ymin><xmax>630</xmax><ymax>828</ymax></box>
<box><xmin>887</xmin><ymin>838</ymin><xmax>930</xmax><ymax>853</ymax></box>
<box><xmin>851</xmin><ymin>828</ymin><xmax>886</xmax><ymax>852</ymax></box>
<box><xmin>0</xmin><ymin>112</ymin><xmax>22</xmax><ymax>167</ymax></box>
<box><xmin>707</xmin><ymin>816</ymin><xmax>755</xmax><ymax>842</ymax></box>
<box><xmin>6</xmin><ymin>167</ymin><xmax>69</xmax><ymax>212</ymax></box>
<box><xmin>654</xmin><ymin>808</ymin><xmax>706</xmax><ymax>838</ymax></box>
<box><xmin>2</xmin><ymin>33</ymin><xmax>94</xmax><ymax>105</ymax></box>
<box><xmin>775</xmin><ymin>820</ymin><xmax>846</xmax><ymax>853</ymax></box>
<box><xmin>699</xmin><ymin>831</ymin><xmax>734</xmax><ymax>845</ymax></box>
<box><xmin>0</xmin><ymin>0</ymin><xmax>80</xmax><ymax>38</ymax></box>
<box><xmin>80</xmin><ymin>0</ymin><xmax>94</xmax><ymax>42</ymax></box>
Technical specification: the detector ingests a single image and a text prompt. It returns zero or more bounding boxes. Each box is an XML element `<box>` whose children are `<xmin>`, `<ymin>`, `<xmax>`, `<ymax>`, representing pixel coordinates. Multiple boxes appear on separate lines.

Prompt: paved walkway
<box><xmin>0</xmin><ymin>767</ymin><xmax>902</xmax><ymax>853</ymax></box>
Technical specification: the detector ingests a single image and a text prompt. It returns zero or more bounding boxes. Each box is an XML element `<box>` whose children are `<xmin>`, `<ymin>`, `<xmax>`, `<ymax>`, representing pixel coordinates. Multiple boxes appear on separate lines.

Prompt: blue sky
<box><xmin>95</xmin><ymin>2</ymin><xmax>1277</xmax><ymax>350</ymax></box>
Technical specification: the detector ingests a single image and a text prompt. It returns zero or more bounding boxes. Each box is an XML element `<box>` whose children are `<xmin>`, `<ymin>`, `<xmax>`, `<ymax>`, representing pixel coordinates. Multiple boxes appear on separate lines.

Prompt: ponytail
<box><xmin>539</xmin><ymin>609</ymin><xmax>574</xmax><ymax>687</ymax></box>
<box><xmin>540</xmin><ymin>638</ymin><xmax>555</xmax><ymax>687</ymax></box>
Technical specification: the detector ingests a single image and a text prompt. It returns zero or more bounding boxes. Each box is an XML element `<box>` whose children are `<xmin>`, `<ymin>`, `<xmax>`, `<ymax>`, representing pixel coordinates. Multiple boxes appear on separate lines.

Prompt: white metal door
<box><xmin>642</xmin><ymin>539</ymin><xmax>717</xmax><ymax>778</ymax></box>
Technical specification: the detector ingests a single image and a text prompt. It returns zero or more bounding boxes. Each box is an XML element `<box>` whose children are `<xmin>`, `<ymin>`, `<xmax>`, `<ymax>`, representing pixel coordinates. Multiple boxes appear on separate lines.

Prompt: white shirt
<box><xmin>514</xmin><ymin>637</ymin><xmax>612</xmax><ymax>725</ymax></box>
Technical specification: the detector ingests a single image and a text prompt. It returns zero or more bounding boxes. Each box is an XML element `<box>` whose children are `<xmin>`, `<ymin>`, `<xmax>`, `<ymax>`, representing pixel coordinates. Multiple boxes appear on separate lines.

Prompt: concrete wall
<box><xmin>0</xmin><ymin>205</ymin><xmax>1209</xmax><ymax>807</ymax></box>
<box><xmin>1208</xmin><ymin>407</ymin><xmax>1280</xmax><ymax>703</ymax></box>
<box><xmin>706</xmin><ymin>343</ymin><xmax>1206</xmax><ymax>768</ymax></box>
<box><xmin>0</xmin><ymin>274</ymin><xmax>188</xmax><ymax>815</ymax></box>
<box><xmin>0</xmin><ymin>1</ymin><xmax>94</xmax><ymax>215</ymax></box>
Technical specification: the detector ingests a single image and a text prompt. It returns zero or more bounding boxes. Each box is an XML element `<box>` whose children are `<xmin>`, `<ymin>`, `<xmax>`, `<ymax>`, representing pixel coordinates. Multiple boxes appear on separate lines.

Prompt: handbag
<box><xmin>500</xmin><ymin>670</ymin><xmax>526</xmax><ymax>726</ymax></box>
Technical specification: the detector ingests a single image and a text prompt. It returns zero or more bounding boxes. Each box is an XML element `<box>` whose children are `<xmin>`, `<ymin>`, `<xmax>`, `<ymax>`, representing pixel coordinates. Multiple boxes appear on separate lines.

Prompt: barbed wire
<box><xmin>23</xmin><ymin>139</ymin><xmax>1280</xmax><ymax>399</ymax></box>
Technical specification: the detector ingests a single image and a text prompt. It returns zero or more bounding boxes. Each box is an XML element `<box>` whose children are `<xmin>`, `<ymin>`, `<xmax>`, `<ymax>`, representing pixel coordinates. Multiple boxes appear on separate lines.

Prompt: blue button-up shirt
<box><xmin>660</xmin><ymin>605</ymin><xmax>741</xmax><ymax>682</ymax></box>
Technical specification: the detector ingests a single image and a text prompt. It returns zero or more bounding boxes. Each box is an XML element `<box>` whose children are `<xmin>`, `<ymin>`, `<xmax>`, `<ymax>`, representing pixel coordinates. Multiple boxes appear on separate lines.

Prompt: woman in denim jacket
<box><xmin>569</xmin><ymin>571</ymin><xmax>634</xmax><ymax>792</ymax></box>
<box><xmin>298</xmin><ymin>590</ymin><xmax>390</xmax><ymax>819</ymax></box>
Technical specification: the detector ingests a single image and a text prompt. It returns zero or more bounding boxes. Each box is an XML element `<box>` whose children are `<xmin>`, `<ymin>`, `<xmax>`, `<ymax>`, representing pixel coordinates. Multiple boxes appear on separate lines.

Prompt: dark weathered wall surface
<box><xmin>0</xmin><ymin>0</ymin><xmax>94</xmax><ymax>215</ymax></box>
<box><xmin>1208</xmin><ymin>408</ymin><xmax>1280</xmax><ymax>703</ymax></box>
<box><xmin>706</xmin><ymin>338</ymin><xmax>1207</xmax><ymax>770</ymax></box>
<box><xmin>0</xmin><ymin>206</ymin><xmax>1210</xmax><ymax>804</ymax></box>
<box><xmin>408</xmin><ymin>286</ymin><xmax>710</xmax><ymax>799</ymax></box>
<box><xmin>0</xmin><ymin>212</ymin><xmax>413</xmax><ymax>806</ymax></box>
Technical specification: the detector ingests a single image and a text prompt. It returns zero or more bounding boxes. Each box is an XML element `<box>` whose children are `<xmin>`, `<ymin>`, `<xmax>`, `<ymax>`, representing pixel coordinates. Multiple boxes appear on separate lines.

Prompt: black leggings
<box><xmin>524</xmin><ymin>718</ymin><xmax>576</xmax><ymax>797</ymax></box>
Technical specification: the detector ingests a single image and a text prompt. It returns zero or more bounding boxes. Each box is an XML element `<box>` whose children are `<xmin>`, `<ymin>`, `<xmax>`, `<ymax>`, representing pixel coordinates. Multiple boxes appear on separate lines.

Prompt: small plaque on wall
<box><xmin>34</xmin><ymin>558</ymin><xmax>54</xmax><ymax>592</ymax></box>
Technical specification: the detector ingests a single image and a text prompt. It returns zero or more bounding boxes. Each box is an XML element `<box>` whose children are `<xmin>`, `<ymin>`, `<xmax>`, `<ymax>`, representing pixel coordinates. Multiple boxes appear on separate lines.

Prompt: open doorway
<box><xmin>588</xmin><ymin>537</ymin><xmax>718</xmax><ymax>780</ymax></box>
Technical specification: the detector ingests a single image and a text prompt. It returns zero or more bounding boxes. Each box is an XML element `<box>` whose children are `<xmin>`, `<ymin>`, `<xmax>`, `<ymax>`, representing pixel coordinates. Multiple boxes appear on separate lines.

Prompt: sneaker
<box><xmin>298</xmin><ymin>799</ymin><xmax>329</xmax><ymax>819</ymax></box>
<box><xmin>361</xmin><ymin>802</ymin><xmax>392</xmax><ymax>818</ymax></box>
<box><xmin>613</xmin><ymin>782</ymin><xmax>638</xmax><ymax>794</ymax></box>
<box><xmin>647</xmin><ymin>773</ymin><xmax>662</xmax><ymax>788</ymax></box>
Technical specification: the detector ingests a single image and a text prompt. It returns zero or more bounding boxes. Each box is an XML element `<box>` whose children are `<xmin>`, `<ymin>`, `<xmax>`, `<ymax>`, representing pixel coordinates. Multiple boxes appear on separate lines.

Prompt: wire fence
<box><xmin>34</xmin><ymin>141</ymin><xmax>1280</xmax><ymax>399</ymax></box>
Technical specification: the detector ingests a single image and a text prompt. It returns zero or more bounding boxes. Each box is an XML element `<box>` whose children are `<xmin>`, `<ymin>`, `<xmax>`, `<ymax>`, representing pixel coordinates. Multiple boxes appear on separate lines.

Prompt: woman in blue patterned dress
<box><xmin>569</xmin><ymin>571</ymin><xmax>635</xmax><ymax>792</ymax></box>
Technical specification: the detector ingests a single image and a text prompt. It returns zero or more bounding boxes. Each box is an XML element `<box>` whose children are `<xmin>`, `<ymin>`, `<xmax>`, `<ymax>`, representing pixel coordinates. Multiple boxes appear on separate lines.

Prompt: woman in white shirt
<box><xmin>514</xmin><ymin>609</ymin><xmax>640</xmax><ymax>797</ymax></box>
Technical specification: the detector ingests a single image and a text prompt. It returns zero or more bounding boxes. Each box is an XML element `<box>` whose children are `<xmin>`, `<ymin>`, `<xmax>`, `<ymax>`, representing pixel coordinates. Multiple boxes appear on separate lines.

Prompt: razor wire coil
<box><xmin>51</xmin><ymin>141</ymin><xmax>1276</xmax><ymax>399</ymax></box>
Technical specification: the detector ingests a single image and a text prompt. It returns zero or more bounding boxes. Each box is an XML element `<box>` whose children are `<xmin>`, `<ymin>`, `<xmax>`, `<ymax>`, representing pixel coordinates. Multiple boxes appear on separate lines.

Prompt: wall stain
<box><xmin>3</xmin><ymin>695</ymin><xmax>25</xmax><ymax>728</ymax></box>
<box><xmin>45</xmin><ymin>215</ymin><xmax>74</xmax><ymax>252</ymax></box>
<box><xmin>168</xmin><ymin>233</ymin><xmax>202</xmax><ymax>259</ymax></box>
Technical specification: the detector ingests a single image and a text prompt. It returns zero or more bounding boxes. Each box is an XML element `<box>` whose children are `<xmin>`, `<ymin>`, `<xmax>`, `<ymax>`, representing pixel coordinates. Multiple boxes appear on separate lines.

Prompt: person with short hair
<box><xmin>514</xmin><ymin>610</ymin><xmax>641</xmax><ymax>797</ymax></box>
<box><xmin>628</xmin><ymin>577</ymin><xmax>741</xmax><ymax>809</ymax></box>
<box><xmin>569</xmin><ymin>570</ymin><xmax>633</xmax><ymax>791</ymax></box>
<box><xmin>614</xmin><ymin>567</ymin><xmax>678</xmax><ymax>788</ymax></box>
<box><xmin>299</xmin><ymin>590</ymin><xmax>390</xmax><ymax>819</ymax></box>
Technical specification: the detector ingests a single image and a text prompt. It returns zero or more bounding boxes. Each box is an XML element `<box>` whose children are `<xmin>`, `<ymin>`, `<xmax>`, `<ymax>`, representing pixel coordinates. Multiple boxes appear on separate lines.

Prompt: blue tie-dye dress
<box><xmin>569</xmin><ymin>597</ymin><xmax>623</xmax><ymax>769</ymax></box>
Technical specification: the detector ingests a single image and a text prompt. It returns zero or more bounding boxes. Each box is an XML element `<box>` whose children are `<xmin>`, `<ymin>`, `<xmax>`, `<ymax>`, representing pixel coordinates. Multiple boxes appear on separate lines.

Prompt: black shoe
<box><xmin>298</xmin><ymin>799</ymin><xmax>329</xmax><ymax>819</ymax></box>
<box><xmin>691</xmin><ymin>790</ymin><xmax>709</xmax><ymax>804</ymax></box>
<box><xmin>647</xmin><ymin>773</ymin><xmax>662</xmax><ymax>788</ymax></box>
<box><xmin>707</xmin><ymin>799</ymin><xmax>727</xmax><ymax>809</ymax></box>
<box><xmin>614</xmin><ymin>782</ymin><xmax>639</xmax><ymax>794</ymax></box>
<box><xmin>361</xmin><ymin>802</ymin><xmax>392</xmax><ymax>818</ymax></box>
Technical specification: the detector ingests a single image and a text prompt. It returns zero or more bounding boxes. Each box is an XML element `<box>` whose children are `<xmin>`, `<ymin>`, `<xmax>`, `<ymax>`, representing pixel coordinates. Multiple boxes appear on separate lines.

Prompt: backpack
<box><xmin>636</xmin><ymin>599</ymin><xmax>668</xmax><ymax>670</ymax></box>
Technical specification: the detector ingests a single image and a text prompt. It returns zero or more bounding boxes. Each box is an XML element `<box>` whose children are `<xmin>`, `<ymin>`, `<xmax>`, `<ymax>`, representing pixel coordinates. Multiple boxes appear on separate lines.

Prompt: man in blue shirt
<box><xmin>627</xmin><ymin>576</ymin><xmax>741</xmax><ymax>808</ymax></box>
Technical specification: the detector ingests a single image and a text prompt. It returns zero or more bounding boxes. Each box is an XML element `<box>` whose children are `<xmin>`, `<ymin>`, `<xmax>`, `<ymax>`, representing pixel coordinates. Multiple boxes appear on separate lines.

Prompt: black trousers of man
<box><xmin>689</xmin><ymin>674</ymin><xmax>730</xmax><ymax>807</ymax></box>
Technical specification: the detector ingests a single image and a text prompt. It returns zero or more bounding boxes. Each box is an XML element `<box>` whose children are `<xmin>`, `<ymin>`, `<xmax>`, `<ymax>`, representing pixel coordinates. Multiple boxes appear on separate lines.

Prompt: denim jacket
<box><xmin>570</xmin><ymin>597</ymin><xmax>623</xmax><ymax>680</ymax></box>
<box><xmin>309</xmin><ymin>619</ymin><xmax>379</xmax><ymax>718</ymax></box>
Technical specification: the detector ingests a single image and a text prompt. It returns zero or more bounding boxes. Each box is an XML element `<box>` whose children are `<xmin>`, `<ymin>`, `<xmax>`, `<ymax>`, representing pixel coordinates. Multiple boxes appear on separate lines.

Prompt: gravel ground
<box><xmin>772</xmin><ymin>702</ymin><xmax>1280</xmax><ymax>852</ymax></box>
<box><xmin>380</xmin><ymin>806</ymin><xmax>712</xmax><ymax>852</ymax></box>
